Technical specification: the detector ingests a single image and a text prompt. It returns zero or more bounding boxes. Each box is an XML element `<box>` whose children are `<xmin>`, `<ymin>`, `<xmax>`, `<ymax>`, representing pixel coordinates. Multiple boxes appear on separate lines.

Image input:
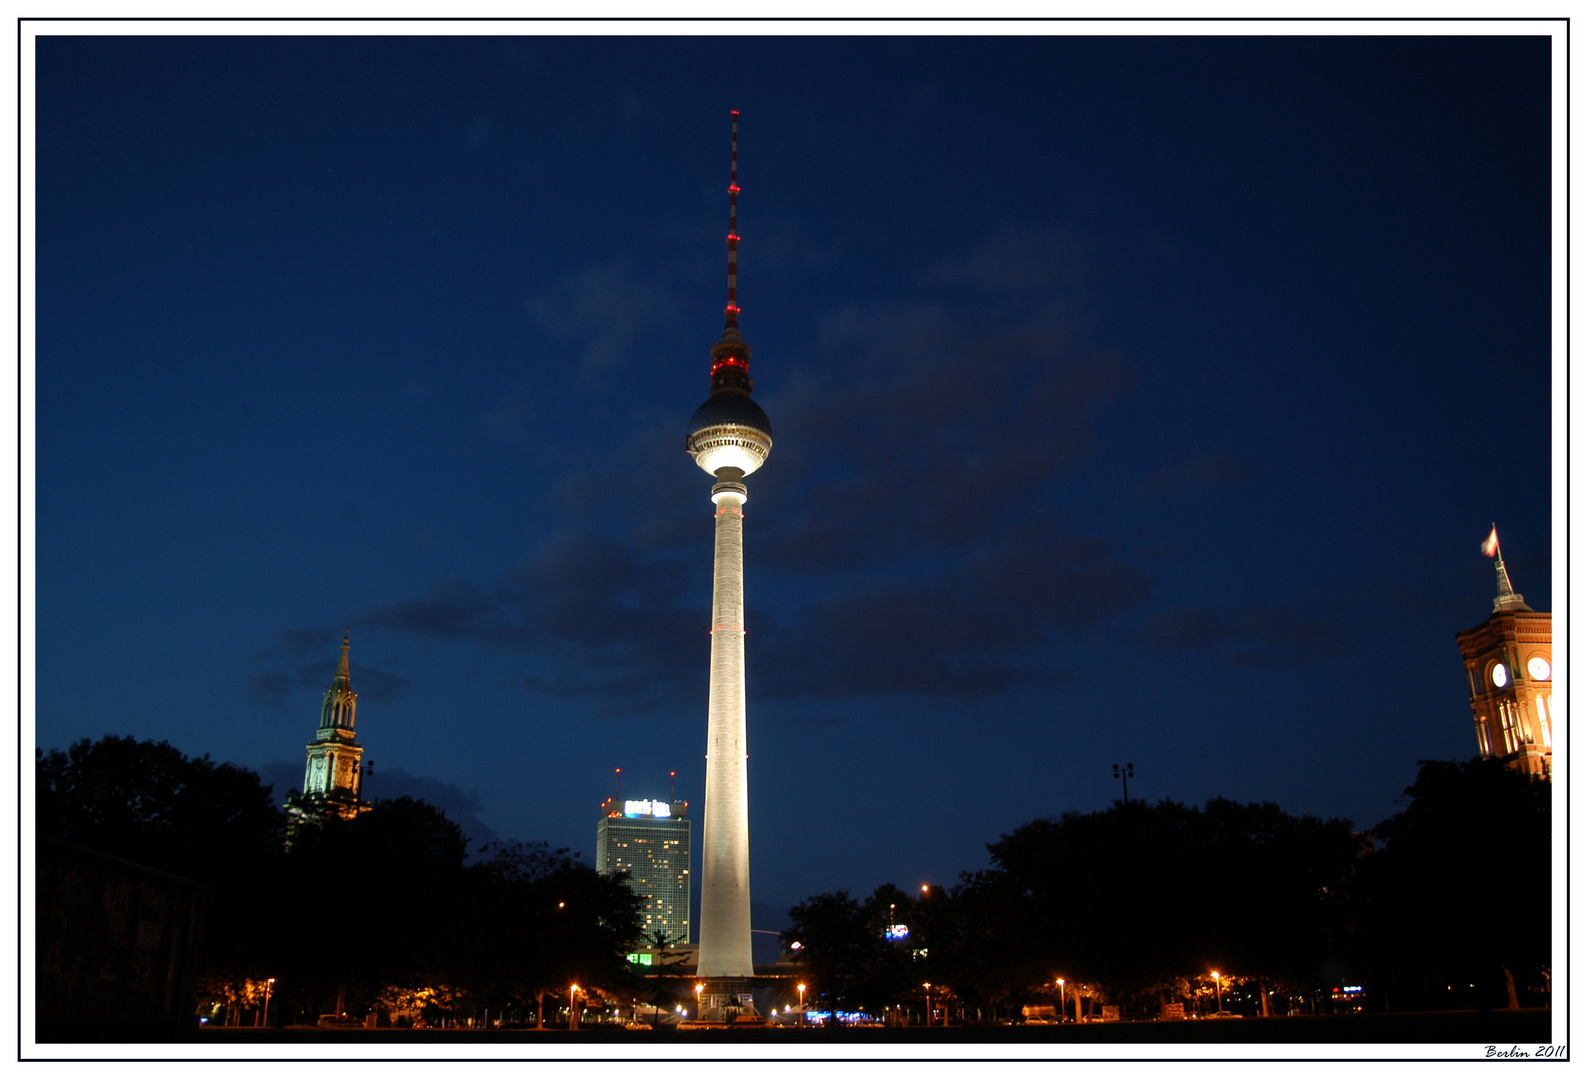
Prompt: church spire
<box><xmin>319</xmin><ymin>631</ymin><xmax>358</xmax><ymax>733</ymax></box>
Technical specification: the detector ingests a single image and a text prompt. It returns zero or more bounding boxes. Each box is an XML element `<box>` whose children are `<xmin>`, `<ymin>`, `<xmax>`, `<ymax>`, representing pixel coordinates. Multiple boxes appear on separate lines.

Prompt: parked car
<box><xmin>317</xmin><ymin>1014</ymin><xmax>365</xmax><ymax>1028</ymax></box>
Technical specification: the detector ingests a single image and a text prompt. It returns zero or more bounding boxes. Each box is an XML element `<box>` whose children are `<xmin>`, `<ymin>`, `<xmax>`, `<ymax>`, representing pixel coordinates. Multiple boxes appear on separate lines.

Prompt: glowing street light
<box><xmin>1056</xmin><ymin>978</ymin><xmax>1065</xmax><ymax>1023</ymax></box>
<box><xmin>569</xmin><ymin>984</ymin><xmax>580</xmax><ymax>1030</ymax></box>
<box><xmin>923</xmin><ymin>982</ymin><xmax>932</xmax><ymax>1027</ymax></box>
<box><xmin>1211</xmin><ymin>972</ymin><xmax>1223</xmax><ymax>1015</ymax></box>
<box><xmin>261</xmin><ymin>978</ymin><xmax>274</xmax><ymax>1028</ymax></box>
<box><xmin>696</xmin><ymin>982</ymin><xmax>704</xmax><ymax>1020</ymax></box>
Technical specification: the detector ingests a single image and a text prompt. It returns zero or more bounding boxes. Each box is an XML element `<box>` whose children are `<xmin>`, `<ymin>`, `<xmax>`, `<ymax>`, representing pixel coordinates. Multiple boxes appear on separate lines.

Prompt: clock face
<box><xmin>1491</xmin><ymin>664</ymin><xmax>1509</xmax><ymax>689</ymax></box>
<box><xmin>1527</xmin><ymin>656</ymin><xmax>1551</xmax><ymax>681</ymax></box>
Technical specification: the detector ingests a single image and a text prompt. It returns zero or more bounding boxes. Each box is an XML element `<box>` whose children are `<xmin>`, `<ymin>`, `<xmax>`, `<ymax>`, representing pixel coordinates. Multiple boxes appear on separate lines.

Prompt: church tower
<box><xmin>1456</xmin><ymin>528</ymin><xmax>1553</xmax><ymax>780</ymax></box>
<box><xmin>299</xmin><ymin>632</ymin><xmax>368</xmax><ymax>817</ymax></box>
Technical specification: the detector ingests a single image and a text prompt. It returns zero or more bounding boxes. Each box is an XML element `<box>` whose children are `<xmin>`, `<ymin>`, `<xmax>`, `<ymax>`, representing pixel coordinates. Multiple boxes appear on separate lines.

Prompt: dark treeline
<box><xmin>36</xmin><ymin>737</ymin><xmax>1550</xmax><ymax>1027</ymax></box>
<box><xmin>36</xmin><ymin>735</ymin><xmax>649</xmax><ymax>1027</ymax></box>
<box><xmin>780</xmin><ymin>759</ymin><xmax>1550</xmax><ymax>1020</ymax></box>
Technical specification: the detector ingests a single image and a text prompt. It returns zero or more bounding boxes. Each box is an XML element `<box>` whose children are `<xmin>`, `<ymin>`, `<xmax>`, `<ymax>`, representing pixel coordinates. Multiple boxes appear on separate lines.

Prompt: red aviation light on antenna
<box><xmin>728</xmin><ymin>184</ymin><xmax>740</xmax><ymax>193</ymax></box>
<box><xmin>727</xmin><ymin>233</ymin><xmax>740</xmax><ymax>242</ymax></box>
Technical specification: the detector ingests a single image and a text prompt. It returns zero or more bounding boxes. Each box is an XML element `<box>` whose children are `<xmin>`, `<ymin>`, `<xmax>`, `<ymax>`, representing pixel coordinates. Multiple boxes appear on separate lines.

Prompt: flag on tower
<box><xmin>1482</xmin><ymin>526</ymin><xmax>1500</xmax><ymax>558</ymax></box>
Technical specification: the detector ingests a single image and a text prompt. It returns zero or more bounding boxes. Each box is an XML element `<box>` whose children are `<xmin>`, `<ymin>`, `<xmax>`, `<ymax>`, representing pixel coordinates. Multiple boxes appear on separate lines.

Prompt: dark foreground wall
<box><xmin>35</xmin><ymin>835</ymin><xmax>209</xmax><ymax>1042</ymax></box>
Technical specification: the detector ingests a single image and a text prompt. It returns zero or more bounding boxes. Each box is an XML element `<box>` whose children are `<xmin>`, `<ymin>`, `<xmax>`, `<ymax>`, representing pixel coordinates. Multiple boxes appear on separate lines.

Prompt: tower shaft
<box><xmin>697</xmin><ymin>482</ymin><xmax>754</xmax><ymax>977</ymax></box>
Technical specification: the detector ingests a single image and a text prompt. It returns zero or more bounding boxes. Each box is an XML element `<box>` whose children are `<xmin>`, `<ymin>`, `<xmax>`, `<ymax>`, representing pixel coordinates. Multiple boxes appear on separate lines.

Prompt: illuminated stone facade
<box><xmin>1456</xmin><ymin>559</ymin><xmax>1553</xmax><ymax>780</ymax></box>
<box><xmin>596</xmin><ymin>797</ymin><xmax>692</xmax><ymax>945</ymax></box>
<box><xmin>298</xmin><ymin>633</ymin><xmax>366</xmax><ymax>818</ymax></box>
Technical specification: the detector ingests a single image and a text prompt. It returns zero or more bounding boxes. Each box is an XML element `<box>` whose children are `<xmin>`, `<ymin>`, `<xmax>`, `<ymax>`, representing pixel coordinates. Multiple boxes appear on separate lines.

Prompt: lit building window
<box><xmin>1500</xmin><ymin>704</ymin><xmax>1519</xmax><ymax>754</ymax></box>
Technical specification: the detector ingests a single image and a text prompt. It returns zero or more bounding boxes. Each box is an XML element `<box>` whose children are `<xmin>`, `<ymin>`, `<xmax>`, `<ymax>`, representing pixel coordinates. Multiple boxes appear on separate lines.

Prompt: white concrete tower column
<box><xmin>697</xmin><ymin>478</ymin><xmax>753</xmax><ymax>977</ymax></box>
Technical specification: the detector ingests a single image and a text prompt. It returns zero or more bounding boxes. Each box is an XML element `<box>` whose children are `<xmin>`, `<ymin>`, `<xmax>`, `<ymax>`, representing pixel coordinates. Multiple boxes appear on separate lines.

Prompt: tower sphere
<box><xmin>686</xmin><ymin>389</ymin><xmax>773</xmax><ymax>477</ymax></box>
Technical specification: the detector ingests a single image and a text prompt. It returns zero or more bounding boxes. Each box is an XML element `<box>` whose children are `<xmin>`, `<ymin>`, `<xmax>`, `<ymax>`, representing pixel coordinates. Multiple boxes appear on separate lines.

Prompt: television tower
<box><xmin>686</xmin><ymin>109</ymin><xmax>772</xmax><ymax>1002</ymax></box>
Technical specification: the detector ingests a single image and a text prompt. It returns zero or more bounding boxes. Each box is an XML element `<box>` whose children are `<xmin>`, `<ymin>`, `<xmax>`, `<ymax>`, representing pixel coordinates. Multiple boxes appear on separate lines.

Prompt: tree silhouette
<box><xmin>1359</xmin><ymin>757</ymin><xmax>1551</xmax><ymax>1010</ymax></box>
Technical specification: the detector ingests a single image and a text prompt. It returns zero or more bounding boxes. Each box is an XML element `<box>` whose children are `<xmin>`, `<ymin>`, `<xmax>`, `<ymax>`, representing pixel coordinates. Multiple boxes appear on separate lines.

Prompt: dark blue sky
<box><xmin>33</xmin><ymin>32</ymin><xmax>1554</xmax><ymax>930</ymax></box>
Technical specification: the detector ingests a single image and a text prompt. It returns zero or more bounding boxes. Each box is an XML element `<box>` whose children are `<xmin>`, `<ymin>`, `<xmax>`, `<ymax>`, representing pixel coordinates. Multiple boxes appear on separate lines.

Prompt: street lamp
<box><xmin>1112</xmin><ymin>762</ymin><xmax>1134</xmax><ymax>803</ymax></box>
<box><xmin>1056</xmin><ymin>978</ymin><xmax>1065</xmax><ymax>1023</ymax></box>
<box><xmin>797</xmin><ymin>983</ymin><xmax>806</xmax><ymax>1027</ymax></box>
<box><xmin>696</xmin><ymin>982</ymin><xmax>704</xmax><ymax>1021</ymax></box>
<box><xmin>261</xmin><ymin>978</ymin><xmax>274</xmax><ymax>1028</ymax></box>
<box><xmin>923</xmin><ymin>982</ymin><xmax>932</xmax><ymax>1027</ymax></box>
<box><xmin>569</xmin><ymin>984</ymin><xmax>580</xmax><ymax>1030</ymax></box>
<box><xmin>1211</xmin><ymin>972</ymin><xmax>1223</xmax><ymax>1015</ymax></box>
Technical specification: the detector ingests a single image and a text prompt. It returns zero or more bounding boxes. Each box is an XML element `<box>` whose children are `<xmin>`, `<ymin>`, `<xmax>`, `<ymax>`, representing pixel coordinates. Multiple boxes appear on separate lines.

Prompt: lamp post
<box><xmin>1056</xmin><ymin>979</ymin><xmax>1065</xmax><ymax>1023</ymax></box>
<box><xmin>354</xmin><ymin>759</ymin><xmax>374</xmax><ymax>813</ymax></box>
<box><xmin>1211</xmin><ymin>972</ymin><xmax>1223</xmax><ymax>1015</ymax></box>
<box><xmin>569</xmin><ymin>984</ymin><xmax>579</xmax><ymax>1030</ymax></box>
<box><xmin>797</xmin><ymin>983</ymin><xmax>806</xmax><ymax>1027</ymax></box>
<box><xmin>1112</xmin><ymin>762</ymin><xmax>1134</xmax><ymax>803</ymax></box>
<box><xmin>695</xmin><ymin>982</ymin><xmax>704</xmax><ymax>1022</ymax></box>
<box><xmin>923</xmin><ymin>983</ymin><xmax>932</xmax><ymax>1027</ymax></box>
<box><xmin>261</xmin><ymin>978</ymin><xmax>274</xmax><ymax>1028</ymax></box>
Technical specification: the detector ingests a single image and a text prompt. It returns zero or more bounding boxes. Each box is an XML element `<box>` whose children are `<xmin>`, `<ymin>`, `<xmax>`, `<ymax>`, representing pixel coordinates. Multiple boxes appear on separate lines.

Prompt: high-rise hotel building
<box><xmin>597</xmin><ymin>797</ymin><xmax>692</xmax><ymax>945</ymax></box>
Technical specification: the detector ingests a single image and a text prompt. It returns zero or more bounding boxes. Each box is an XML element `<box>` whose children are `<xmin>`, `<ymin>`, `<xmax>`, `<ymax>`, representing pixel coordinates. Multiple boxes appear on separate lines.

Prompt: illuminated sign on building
<box><xmin>885</xmin><ymin>925</ymin><xmax>909</xmax><ymax>941</ymax></box>
<box><xmin>624</xmin><ymin>800</ymin><xmax>672</xmax><ymax>818</ymax></box>
<box><xmin>626</xmin><ymin>952</ymin><xmax>655</xmax><ymax>967</ymax></box>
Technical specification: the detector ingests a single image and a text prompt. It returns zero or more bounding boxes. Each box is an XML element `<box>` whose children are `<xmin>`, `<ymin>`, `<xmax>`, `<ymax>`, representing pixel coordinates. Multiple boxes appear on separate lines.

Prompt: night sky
<box><xmin>31</xmin><ymin>31</ymin><xmax>1556</xmax><ymax>940</ymax></box>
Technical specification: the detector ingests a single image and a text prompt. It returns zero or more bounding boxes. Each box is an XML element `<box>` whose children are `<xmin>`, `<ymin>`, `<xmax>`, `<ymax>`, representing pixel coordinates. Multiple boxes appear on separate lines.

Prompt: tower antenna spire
<box><xmin>725</xmin><ymin>109</ymin><xmax>740</xmax><ymax>335</ymax></box>
<box><xmin>703</xmin><ymin>110</ymin><xmax>757</xmax><ymax>397</ymax></box>
<box><xmin>615</xmin><ymin>767</ymin><xmax>621</xmax><ymax>801</ymax></box>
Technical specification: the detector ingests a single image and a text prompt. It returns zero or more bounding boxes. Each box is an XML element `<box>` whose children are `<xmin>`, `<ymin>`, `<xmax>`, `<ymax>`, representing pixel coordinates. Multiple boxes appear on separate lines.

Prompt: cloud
<box><xmin>253</xmin><ymin>626</ymin><xmax>341</xmax><ymax>661</ymax></box>
<box><xmin>247</xmin><ymin>670</ymin><xmax>296</xmax><ymax>708</ymax></box>
<box><xmin>343</xmin><ymin>228</ymin><xmax>1146</xmax><ymax>710</ymax></box>
<box><xmin>755</xmin><ymin>297</ymin><xmax>1134</xmax><ymax>571</ymax></box>
<box><xmin>248</xmin><ymin>653</ymin><xmax>413</xmax><ymax>708</ymax></box>
<box><xmin>1140</xmin><ymin>606</ymin><xmax>1351</xmax><ymax>667</ymax></box>
<box><xmin>921</xmin><ymin>225</ymin><xmax>1091</xmax><ymax>294</ymax></box>
<box><xmin>352</xmin><ymin>532</ymin><xmax>703</xmax><ymax>715</ymax></box>
<box><xmin>1139</xmin><ymin>449</ymin><xmax>1254</xmax><ymax>500</ymax></box>
<box><xmin>525</xmin><ymin>256</ymin><xmax>671</xmax><ymax>377</ymax></box>
<box><xmin>756</xmin><ymin>525</ymin><xmax>1149</xmax><ymax>699</ymax></box>
<box><xmin>481</xmin><ymin>396</ymin><xmax>536</xmax><ymax>443</ymax></box>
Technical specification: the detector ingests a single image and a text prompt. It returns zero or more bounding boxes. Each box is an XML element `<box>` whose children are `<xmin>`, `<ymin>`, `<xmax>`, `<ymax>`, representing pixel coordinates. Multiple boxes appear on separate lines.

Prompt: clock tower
<box><xmin>298</xmin><ymin>633</ymin><xmax>368</xmax><ymax>818</ymax></box>
<box><xmin>1456</xmin><ymin>531</ymin><xmax>1553</xmax><ymax>780</ymax></box>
